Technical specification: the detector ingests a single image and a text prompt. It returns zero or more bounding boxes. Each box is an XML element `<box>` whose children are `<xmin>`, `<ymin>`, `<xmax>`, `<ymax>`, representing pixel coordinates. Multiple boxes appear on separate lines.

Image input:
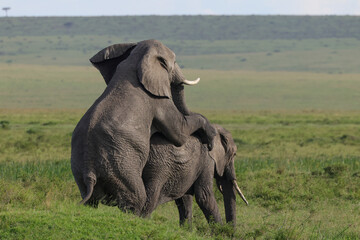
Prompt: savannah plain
<box><xmin>1</xmin><ymin>16</ymin><xmax>360</xmax><ymax>239</ymax></box>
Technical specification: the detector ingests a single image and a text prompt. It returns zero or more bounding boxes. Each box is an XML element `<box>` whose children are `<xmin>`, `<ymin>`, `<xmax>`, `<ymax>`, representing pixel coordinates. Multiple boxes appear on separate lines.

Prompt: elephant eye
<box><xmin>157</xmin><ymin>57</ymin><xmax>168</xmax><ymax>71</ymax></box>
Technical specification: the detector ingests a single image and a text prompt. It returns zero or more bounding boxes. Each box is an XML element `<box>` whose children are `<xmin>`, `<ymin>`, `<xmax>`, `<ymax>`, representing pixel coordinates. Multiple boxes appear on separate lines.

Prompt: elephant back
<box><xmin>149</xmin><ymin>133</ymin><xmax>204</xmax><ymax>164</ymax></box>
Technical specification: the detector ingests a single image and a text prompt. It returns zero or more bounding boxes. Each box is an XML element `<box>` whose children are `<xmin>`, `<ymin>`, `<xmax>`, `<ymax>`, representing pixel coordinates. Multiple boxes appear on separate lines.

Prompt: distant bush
<box><xmin>42</xmin><ymin>121</ymin><xmax>57</xmax><ymax>126</ymax></box>
<box><xmin>323</xmin><ymin>163</ymin><xmax>348</xmax><ymax>177</ymax></box>
<box><xmin>0</xmin><ymin>120</ymin><xmax>10</xmax><ymax>129</ymax></box>
<box><xmin>26</xmin><ymin>128</ymin><xmax>38</xmax><ymax>134</ymax></box>
<box><xmin>63</xmin><ymin>22</ymin><xmax>73</xmax><ymax>28</ymax></box>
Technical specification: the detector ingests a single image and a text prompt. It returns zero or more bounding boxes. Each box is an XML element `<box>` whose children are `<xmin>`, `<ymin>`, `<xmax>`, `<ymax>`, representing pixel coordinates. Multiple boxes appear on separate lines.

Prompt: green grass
<box><xmin>1</xmin><ymin>56</ymin><xmax>360</xmax><ymax>240</ymax></box>
<box><xmin>0</xmin><ymin>204</ymin><xmax>205</xmax><ymax>240</ymax></box>
<box><xmin>180</xmin><ymin>44</ymin><xmax>360</xmax><ymax>72</ymax></box>
<box><xmin>2</xmin><ymin>64</ymin><xmax>360</xmax><ymax>110</ymax></box>
<box><xmin>185</xmin><ymin>69</ymin><xmax>360</xmax><ymax>110</ymax></box>
<box><xmin>0</xmin><ymin>64</ymin><xmax>104</xmax><ymax>108</ymax></box>
<box><xmin>1</xmin><ymin>110</ymin><xmax>360</xmax><ymax>239</ymax></box>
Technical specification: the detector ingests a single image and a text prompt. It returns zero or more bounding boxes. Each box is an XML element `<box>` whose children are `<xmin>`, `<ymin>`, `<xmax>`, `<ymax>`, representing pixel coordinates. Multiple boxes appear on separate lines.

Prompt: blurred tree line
<box><xmin>1</xmin><ymin>15</ymin><xmax>360</xmax><ymax>40</ymax></box>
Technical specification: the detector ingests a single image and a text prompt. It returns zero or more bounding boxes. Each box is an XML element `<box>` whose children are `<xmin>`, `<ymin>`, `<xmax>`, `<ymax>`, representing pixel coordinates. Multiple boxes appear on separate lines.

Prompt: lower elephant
<box><xmin>141</xmin><ymin>124</ymin><xmax>248</xmax><ymax>226</ymax></box>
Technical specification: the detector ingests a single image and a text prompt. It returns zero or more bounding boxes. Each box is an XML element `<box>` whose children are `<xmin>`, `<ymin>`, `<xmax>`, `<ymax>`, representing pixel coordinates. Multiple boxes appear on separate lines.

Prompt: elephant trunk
<box><xmin>219</xmin><ymin>178</ymin><xmax>237</xmax><ymax>226</ymax></box>
<box><xmin>171</xmin><ymin>84</ymin><xmax>191</xmax><ymax>115</ymax></box>
<box><xmin>171</xmin><ymin>63</ymin><xmax>194</xmax><ymax>115</ymax></box>
<box><xmin>173</xmin><ymin>63</ymin><xmax>200</xmax><ymax>86</ymax></box>
<box><xmin>219</xmin><ymin>161</ymin><xmax>248</xmax><ymax>226</ymax></box>
<box><xmin>224</xmin><ymin>162</ymin><xmax>248</xmax><ymax>205</ymax></box>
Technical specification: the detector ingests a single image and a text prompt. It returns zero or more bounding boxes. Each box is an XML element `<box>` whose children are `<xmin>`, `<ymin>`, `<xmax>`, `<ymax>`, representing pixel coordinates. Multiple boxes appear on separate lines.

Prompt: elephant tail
<box><xmin>79</xmin><ymin>173</ymin><xmax>96</xmax><ymax>205</ymax></box>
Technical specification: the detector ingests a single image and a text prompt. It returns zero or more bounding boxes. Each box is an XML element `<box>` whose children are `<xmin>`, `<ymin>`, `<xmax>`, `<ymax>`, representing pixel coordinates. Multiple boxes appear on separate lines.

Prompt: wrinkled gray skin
<box><xmin>71</xmin><ymin>39</ymin><xmax>216</xmax><ymax>215</ymax></box>
<box><xmin>142</xmin><ymin>124</ymin><xmax>242</xmax><ymax>227</ymax></box>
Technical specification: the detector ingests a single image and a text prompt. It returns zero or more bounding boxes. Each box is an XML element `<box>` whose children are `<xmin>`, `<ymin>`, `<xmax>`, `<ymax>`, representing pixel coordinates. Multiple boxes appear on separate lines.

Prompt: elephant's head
<box><xmin>89</xmin><ymin>39</ymin><xmax>198</xmax><ymax>115</ymax></box>
<box><xmin>209</xmin><ymin>125</ymin><xmax>248</xmax><ymax>226</ymax></box>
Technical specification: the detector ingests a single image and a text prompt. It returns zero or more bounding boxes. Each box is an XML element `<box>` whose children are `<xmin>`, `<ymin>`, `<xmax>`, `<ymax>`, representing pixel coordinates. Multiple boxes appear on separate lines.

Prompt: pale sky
<box><xmin>1</xmin><ymin>0</ymin><xmax>360</xmax><ymax>16</ymax></box>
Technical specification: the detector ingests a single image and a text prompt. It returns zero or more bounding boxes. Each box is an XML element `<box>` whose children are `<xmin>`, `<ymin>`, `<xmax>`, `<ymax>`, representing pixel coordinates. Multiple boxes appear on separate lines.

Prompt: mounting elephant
<box><xmin>71</xmin><ymin>39</ymin><xmax>216</xmax><ymax>215</ymax></box>
<box><xmin>141</xmin><ymin>124</ymin><xmax>248</xmax><ymax>226</ymax></box>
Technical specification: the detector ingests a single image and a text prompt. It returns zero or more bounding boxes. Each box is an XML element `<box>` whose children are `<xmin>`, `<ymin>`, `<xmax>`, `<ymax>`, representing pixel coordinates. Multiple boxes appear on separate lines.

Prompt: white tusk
<box><xmin>216</xmin><ymin>180</ymin><xmax>223</xmax><ymax>194</ymax></box>
<box><xmin>233</xmin><ymin>180</ymin><xmax>248</xmax><ymax>205</ymax></box>
<box><xmin>182</xmin><ymin>78</ymin><xmax>200</xmax><ymax>85</ymax></box>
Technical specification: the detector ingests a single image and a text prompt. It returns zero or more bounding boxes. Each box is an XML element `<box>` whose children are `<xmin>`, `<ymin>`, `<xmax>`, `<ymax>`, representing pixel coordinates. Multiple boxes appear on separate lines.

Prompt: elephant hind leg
<box><xmin>175</xmin><ymin>194</ymin><xmax>193</xmax><ymax>227</ymax></box>
<box><xmin>105</xmin><ymin>173</ymin><xmax>147</xmax><ymax>216</ymax></box>
<box><xmin>141</xmin><ymin>183</ymin><xmax>162</xmax><ymax>217</ymax></box>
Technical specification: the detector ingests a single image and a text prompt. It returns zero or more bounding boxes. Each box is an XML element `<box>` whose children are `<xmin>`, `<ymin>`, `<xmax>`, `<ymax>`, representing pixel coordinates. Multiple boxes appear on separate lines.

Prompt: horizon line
<box><xmin>2</xmin><ymin>14</ymin><xmax>360</xmax><ymax>17</ymax></box>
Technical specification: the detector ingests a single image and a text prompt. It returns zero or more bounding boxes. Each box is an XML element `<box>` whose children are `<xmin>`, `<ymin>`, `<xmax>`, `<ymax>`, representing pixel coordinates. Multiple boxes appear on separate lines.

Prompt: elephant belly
<box><xmin>157</xmin><ymin>167</ymin><xmax>200</xmax><ymax>205</ymax></box>
<box><xmin>158</xmin><ymin>182</ymin><xmax>194</xmax><ymax>205</ymax></box>
<box><xmin>146</xmin><ymin>135</ymin><xmax>204</xmax><ymax>206</ymax></box>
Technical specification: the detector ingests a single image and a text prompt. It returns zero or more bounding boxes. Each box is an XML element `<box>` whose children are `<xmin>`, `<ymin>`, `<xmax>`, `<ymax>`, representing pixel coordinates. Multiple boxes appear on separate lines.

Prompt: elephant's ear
<box><xmin>137</xmin><ymin>49</ymin><xmax>171</xmax><ymax>98</ymax></box>
<box><xmin>90</xmin><ymin>43</ymin><xmax>137</xmax><ymax>85</ymax></box>
<box><xmin>209</xmin><ymin>134</ymin><xmax>226</xmax><ymax>177</ymax></box>
<box><xmin>209</xmin><ymin>126</ymin><xmax>237</xmax><ymax>177</ymax></box>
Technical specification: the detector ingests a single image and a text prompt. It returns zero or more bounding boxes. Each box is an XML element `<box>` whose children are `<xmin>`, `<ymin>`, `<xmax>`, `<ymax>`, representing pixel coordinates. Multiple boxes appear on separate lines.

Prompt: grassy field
<box><xmin>2</xmin><ymin>63</ymin><xmax>360</xmax><ymax>111</ymax></box>
<box><xmin>1</xmin><ymin>15</ymin><xmax>360</xmax><ymax>239</ymax></box>
<box><xmin>1</xmin><ymin>109</ymin><xmax>359</xmax><ymax>239</ymax></box>
<box><xmin>1</xmin><ymin>66</ymin><xmax>360</xmax><ymax>238</ymax></box>
<box><xmin>2</xmin><ymin>36</ymin><xmax>360</xmax><ymax>74</ymax></box>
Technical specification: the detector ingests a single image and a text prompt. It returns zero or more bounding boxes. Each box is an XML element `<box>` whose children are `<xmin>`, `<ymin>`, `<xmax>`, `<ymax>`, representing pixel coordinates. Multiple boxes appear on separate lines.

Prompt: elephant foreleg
<box><xmin>154</xmin><ymin>104</ymin><xmax>216</xmax><ymax>150</ymax></box>
<box><xmin>194</xmin><ymin>175</ymin><xmax>222</xmax><ymax>224</ymax></box>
